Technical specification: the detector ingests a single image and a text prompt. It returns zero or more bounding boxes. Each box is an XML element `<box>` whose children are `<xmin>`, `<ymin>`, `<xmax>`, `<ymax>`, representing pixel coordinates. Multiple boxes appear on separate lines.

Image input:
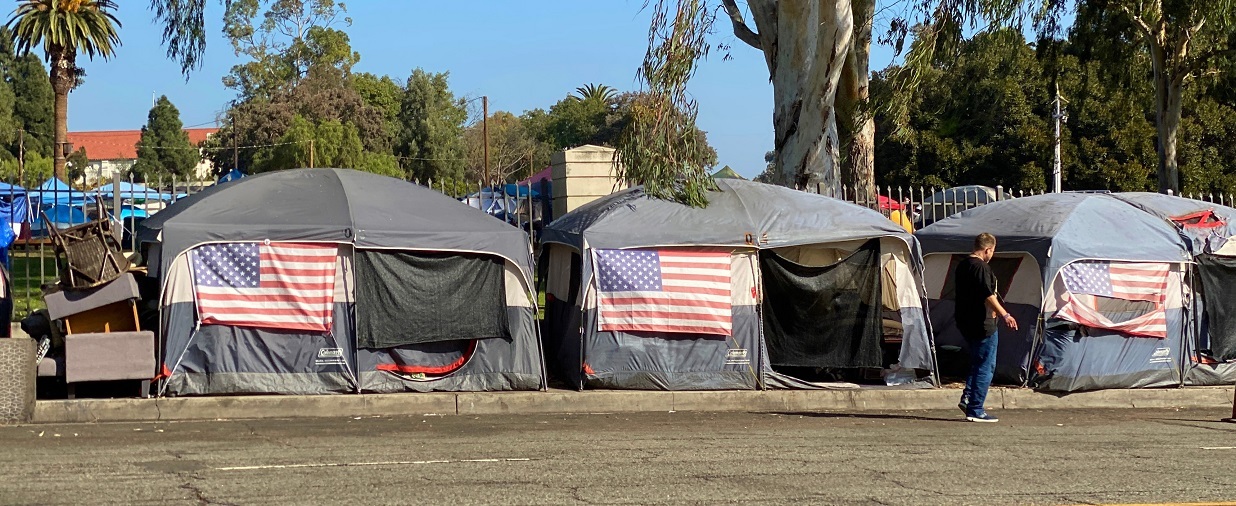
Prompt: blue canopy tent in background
<box><xmin>29</xmin><ymin>178</ymin><xmax>90</xmax><ymax>205</ymax></box>
<box><xmin>93</xmin><ymin>181</ymin><xmax>174</xmax><ymax>201</ymax></box>
<box><xmin>28</xmin><ymin>178</ymin><xmax>93</xmax><ymax>237</ymax></box>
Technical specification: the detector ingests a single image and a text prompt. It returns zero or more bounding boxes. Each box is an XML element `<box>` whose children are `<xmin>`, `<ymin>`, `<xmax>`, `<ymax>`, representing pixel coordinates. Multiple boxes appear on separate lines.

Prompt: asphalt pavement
<box><xmin>2</xmin><ymin>408</ymin><xmax>1234</xmax><ymax>505</ymax></box>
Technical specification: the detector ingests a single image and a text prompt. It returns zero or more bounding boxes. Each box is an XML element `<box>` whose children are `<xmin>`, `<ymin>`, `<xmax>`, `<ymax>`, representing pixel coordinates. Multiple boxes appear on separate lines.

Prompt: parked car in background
<box><xmin>915</xmin><ymin>185</ymin><xmax>1014</xmax><ymax>228</ymax></box>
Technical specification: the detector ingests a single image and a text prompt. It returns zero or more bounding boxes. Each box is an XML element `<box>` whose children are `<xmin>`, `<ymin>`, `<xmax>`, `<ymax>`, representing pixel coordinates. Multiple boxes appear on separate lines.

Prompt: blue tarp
<box><xmin>489</xmin><ymin>183</ymin><xmax>542</xmax><ymax>199</ymax></box>
<box><xmin>93</xmin><ymin>181</ymin><xmax>175</xmax><ymax>201</ymax></box>
<box><xmin>217</xmin><ymin>169</ymin><xmax>246</xmax><ymax>184</ymax></box>
<box><xmin>29</xmin><ymin>204</ymin><xmax>89</xmax><ymax>233</ymax></box>
<box><xmin>30</xmin><ymin>178</ymin><xmax>90</xmax><ymax>205</ymax></box>
<box><xmin>0</xmin><ymin>183</ymin><xmax>29</xmax><ymax>224</ymax></box>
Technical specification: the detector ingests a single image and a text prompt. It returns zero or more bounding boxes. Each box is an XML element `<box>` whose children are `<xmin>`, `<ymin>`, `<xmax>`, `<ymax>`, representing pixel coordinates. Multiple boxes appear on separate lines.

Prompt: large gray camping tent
<box><xmin>541</xmin><ymin>179</ymin><xmax>935</xmax><ymax>390</ymax></box>
<box><xmin>139</xmin><ymin>168</ymin><xmax>543</xmax><ymax>395</ymax></box>
<box><xmin>1109</xmin><ymin>193</ymin><xmax>1236</xmax><ymax>386</ymax></box>
<box><xmin>916</xmin><ymin>193</ymin><xmax>1193</xmax><ymax>392</ymax></box>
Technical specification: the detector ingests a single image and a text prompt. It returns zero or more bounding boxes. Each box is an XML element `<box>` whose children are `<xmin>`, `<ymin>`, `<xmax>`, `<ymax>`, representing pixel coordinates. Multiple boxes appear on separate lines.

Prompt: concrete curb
<box><xmin>25</xmin><ymin>386</ymin><xmax>1235</xmax><ymax>424</ymax></box>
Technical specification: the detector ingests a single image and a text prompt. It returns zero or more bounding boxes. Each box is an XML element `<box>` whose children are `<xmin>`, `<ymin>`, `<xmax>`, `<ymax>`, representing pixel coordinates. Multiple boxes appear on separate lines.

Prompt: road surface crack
<box><xmin>178</xmin><ymin>473</ymin><xmax>237</xmax><ymax>506</ymax></box>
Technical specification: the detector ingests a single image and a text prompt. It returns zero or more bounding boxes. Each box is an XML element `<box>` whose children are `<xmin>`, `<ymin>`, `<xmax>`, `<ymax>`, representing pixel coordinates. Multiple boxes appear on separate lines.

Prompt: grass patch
<box><xmin>10</xmin><ymin>251</ymin><xmax>58</xmax><ymax>317</ymax></box>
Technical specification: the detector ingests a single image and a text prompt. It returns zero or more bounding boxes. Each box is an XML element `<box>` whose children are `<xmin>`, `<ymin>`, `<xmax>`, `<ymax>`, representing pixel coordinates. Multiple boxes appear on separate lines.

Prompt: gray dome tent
<box><xmin>140</xmin><ymin>168</ymin><xmax>543</xmax><ymax>395</ymax></box>
<box><xmin>542</xmin><ymin>179</ymin><xmax>935</xmax><ymax>390</ymax></box>
<box><xmin>916</xmin><ymin>193</ymin><xmax>1193</xmax><ymax>392</ymax></box>
<box><xmin>1109</xmin><ymin>193</ymin><xmax>1236</xmax><ymax>386</ymax></box>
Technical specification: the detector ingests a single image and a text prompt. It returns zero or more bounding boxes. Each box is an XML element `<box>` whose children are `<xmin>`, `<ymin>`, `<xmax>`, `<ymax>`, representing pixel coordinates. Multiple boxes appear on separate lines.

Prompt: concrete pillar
<box><xmin>0</xmin><ymin>338</ymin><xmax>35</xmax><ymax>424</ymax></box>
<box><xmin>551</xmin><ymin>145</ymin><xmax>624</xmax><ymax>218</ymax></box>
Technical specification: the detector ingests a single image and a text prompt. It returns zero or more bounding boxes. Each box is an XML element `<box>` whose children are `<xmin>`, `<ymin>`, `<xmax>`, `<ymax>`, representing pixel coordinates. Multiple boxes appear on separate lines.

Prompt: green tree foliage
<box><xmin>0</xmin><ymin>27</ymin><xmax>51</xmax><ymax>162</ymax></box>
<box><xmin>396</xmin><ymin>68</ymin><xmax>467</xmax><ymax>182</ymax></box>
<box><xmin>873</xmin><ymin>26</ymin><xmax>1236</xmax><ymax>194</ymax></box>
<box><xmin>753</xmin><ymin>151</ymin><xmax>776</xmax><ymax>183</ymax></box>
<box><xmin>206</xmin><ymin>0</ymin><xmax>389</xmax><ymax>177</ymax></box>
<box><xmin>573</xmin><ymin>83</ymin><xmax>618</xmax><ymax>104</ymax></box>
<box><xmin>132</xmin><ymin>95</ymin><xmax>200</xmax><ymax>181</ymax></box>
<box><xmin>255</xmin><ymin>114</ymin><xmax>364</xmax><ymax>171</ymax></box>
<box><xmin>222</xmin><ymin>0</ymin><xmax>356</xmax><ymax>100</ymax></box>
<box><xmin>349</xmin><ymin>71</ymin><xmax>402</xmax><ymax>135</ymax></box>
<box><xmin>615</xmin><ymin>0</ymin><xmax>717</xmax><ymax>206</ymax></box>
<box><xmin>874</xmin><ymin>30</ymin><xmax>1050</xmax><ymax>191</ymax></box>
<box><xmin>7</xmin><ymin>53</ymin><xmax>53</xmax><ymax>157</ymax></box>
<box><xmin>66</xmin><ymin>145</ymin><xmax>87</xmax><ymax>183</ymax></box>
<box><xmin>0</xmin><ymin>149</ymin><xmax>52</xmax><ymax>181</ymax></box>
<box><xmin>888</xmin><ymin>0</ymin><xmax>1236</xmax><ymax>194</ymax></box>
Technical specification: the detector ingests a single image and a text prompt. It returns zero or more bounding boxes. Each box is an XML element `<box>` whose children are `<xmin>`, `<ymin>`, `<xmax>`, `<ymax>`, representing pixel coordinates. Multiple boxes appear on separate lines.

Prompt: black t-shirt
<box><xmin>954</xmin><ymin>256</ymin><xmax>998</xmax><ymax>340</ymax></box>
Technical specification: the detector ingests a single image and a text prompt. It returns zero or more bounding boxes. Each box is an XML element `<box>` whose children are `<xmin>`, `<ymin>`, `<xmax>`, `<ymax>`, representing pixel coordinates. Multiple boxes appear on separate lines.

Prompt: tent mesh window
<box><xmin>938</xmin><ymin>255</ymin><xmax>1022</xmax><ymax>301</ymax></box>
<box><xmin>1197</xmin><ymin>254</ymin><xmax>1236</xmax><ymax>360</ymax></box>
<box><xmin>759</xmin><ymin>238</ymin><xmax>883</xmax><ymax>369</ymax></box>
<box><xmin>355</xmin><ymin>250</ymin><xmax>510</xmax><ymax>349</ymax></box>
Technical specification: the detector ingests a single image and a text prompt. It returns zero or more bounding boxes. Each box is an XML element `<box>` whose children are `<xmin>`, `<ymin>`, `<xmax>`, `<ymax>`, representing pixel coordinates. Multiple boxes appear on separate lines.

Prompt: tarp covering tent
<box><xmin>519</xmin><ymin>167</ymin><xmax>551</xmax><ymax>185</ymax></box>
<box><xmin>139</xmin><ymin>168</ymin><xmax>543</xmax><ymax>396</ymax></box>
<box><xmin>916</xmin><ymin>193</ymin><xmax>1193</xmax><ymax>392</ymax></box>
<box><xmin>1109</xmin><ymin>192</ymin><xmax>1236</xmax><ymax>386</ymax></box>
<box><xmin>216</xmin><ymin>169</ymin><xmax>246</xmax><ymax>184</ymax></box>
<box><xmin>94</xmin><ymin>182</ymin><xmax>174</xmax><ymax>201</ymax></box>
<box><xmin>0</xmin><ymin>182</ymin><xmax>26</xmax><ymax>267</ymax></box>
<box><xmin>541</xmin><ymin>179</ymin><xmax>935</xmax><ymax>390</ymax></box>
<box><xmin>28</xmin><ymin>178</ymin><xmax>92</xmax><ymax>236</ymax></box>
<box><xmin>29</xmin><ymin>177</ymin><xmax>90</xmax><ymax>205</ymax></box>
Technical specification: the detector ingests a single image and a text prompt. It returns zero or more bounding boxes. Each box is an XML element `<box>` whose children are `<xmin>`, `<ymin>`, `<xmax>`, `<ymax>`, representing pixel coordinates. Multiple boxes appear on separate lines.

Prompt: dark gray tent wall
<box><xmin>542</xmin><ymin>180</ymin><xmax>936</xmax><ymax>391</ymax></box>
<box><xmin>144</xmin><ymin>169</ymin><xmax>544</xmax><ymax>395</ymax></box>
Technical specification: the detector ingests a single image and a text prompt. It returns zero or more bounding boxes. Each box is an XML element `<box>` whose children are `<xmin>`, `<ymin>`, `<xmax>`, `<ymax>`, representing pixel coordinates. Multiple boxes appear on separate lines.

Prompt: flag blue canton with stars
<box><xmin>1061</xmin><ymin>262</ymin><xmax>1114</xmax><ymax>297</ymax></box>
<box><xmin>192</xmin><ymin>243</ymin><xmax>261</xmax><ymax>288</ymax></box>
<box><xmin>596</xmin><ymin>250</ymin><xmax>663</xmax><ymax>292</ymax></box>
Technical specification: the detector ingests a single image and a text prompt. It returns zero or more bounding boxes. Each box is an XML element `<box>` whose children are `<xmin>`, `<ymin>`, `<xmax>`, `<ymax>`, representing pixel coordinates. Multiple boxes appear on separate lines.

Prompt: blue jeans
<box><xmin>961</xmin><ymin>330</ymin><xmax>998</xmax><ymax>417</ymax></box>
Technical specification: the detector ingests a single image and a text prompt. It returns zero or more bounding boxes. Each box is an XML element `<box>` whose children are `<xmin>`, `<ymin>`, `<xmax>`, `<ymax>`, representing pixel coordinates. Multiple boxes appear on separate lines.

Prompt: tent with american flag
<box><xmin>138</xmin><ymin>168</ymin><xmax>543</xmax><ymax>396</ymax></box>
<box><xmin>917</xmin><ymin>193</ymin><xmax>1195</xmax><ymax>392</ymax></box>
<box><xmin>1111</xmin><ymin>193</ymin><xmax>1236</xmax><ymax>387</ymax></box>
<box><xmin>541</xmin><ymin>179</ymin><xmax>936</xmax><ymax>390</ymax></box>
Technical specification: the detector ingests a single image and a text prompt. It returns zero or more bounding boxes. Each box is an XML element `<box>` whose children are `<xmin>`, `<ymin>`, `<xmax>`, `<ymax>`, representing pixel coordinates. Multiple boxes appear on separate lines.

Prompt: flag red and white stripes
<box><xmin>191</xmin><ymin>242</ymin><xmax>337</xmax><ymax>332</ymax></box>
<box><xmin>1056</xmin><ymin>260</ymin><xmax>1170</xmax><ymax>338</ymax></box>
<box><xmin>594</xmin><ymin>249</ymin><xmax>732</xmax><ymax>335</ymax></box>
<box><xmin>1055</xmin><ymin>293</ymin><xmax>1168</xmax><ymax>338</ymax></box>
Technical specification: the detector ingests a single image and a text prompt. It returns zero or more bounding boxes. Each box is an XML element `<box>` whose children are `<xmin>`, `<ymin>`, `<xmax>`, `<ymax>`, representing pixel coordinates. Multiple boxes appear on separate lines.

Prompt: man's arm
<box><xmin>985</xmin><ymin>294</ymin><xmax>1018</xmax><ymax>331</ymax></box>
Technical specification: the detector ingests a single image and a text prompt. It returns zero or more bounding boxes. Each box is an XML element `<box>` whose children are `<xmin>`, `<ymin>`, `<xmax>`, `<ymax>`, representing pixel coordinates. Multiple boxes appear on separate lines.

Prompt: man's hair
<box><xmin>974</xmin><ymin>233</ymin><xmax>996</xmax><ymax>251</ymax></box>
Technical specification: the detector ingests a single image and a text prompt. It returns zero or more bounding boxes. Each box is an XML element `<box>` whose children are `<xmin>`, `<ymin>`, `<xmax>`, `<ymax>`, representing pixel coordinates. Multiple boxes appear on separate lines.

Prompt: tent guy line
<box><xmin>214</xmin><ymin>458</ymin><xmax>535</xmax><ymax>471</ymax></box>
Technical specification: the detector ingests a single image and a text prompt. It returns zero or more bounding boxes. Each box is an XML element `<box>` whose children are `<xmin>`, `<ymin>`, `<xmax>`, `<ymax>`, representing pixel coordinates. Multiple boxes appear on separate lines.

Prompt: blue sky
<box><xmin>67</xmin><ymin>1</ymin><xmax>901</xmax><ymax>179</ymax></box>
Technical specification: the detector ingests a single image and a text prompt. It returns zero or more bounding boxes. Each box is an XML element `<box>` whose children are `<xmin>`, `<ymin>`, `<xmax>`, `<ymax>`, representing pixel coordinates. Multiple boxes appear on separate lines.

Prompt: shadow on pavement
<box><xmin>773</xmin><ymin>412</ymin><xmax>967</xmax><ymax>423</ymax></box>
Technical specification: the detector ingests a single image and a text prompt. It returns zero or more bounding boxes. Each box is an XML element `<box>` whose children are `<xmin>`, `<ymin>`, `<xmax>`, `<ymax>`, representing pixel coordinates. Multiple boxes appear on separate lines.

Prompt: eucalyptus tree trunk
<box><xmin>1150</xmin><ymin>44</ymin><xmax>1184</xmax><ymax>194</ymax></box>
<box><xmin>49</xmin><ymin>45</ymin><xmax>75</xmax><ymax>182</ymax></box>
<box><xmin>837</xmin><ymin>0</ymin><xmax>875</xmax><ymax>199</ymax></box>
<box><xmin>1115</xmin><ymin>3</ymin><xmax>1210</xmax><ymax>195</ymax></box>
<box><xmin>723</xmin><ymin>0</ymin><xmax>854</xmax><ymax>192</ymax></box>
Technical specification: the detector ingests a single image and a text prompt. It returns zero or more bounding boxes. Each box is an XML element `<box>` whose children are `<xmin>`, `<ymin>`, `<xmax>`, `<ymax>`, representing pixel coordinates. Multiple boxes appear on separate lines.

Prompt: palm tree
<box><xmin>8</xmin><ymin>0</ymin><xmax>120</xmax><ymax>181</ymax></box>
<box><xmin>573</xmin><ymin>83</ymin><xmax>617</xmax><ymax>105</ymax></box>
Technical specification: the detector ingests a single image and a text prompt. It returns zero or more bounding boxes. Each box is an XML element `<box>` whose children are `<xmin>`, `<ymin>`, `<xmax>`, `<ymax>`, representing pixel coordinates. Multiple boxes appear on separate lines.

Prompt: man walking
<box><xmin>954</xmin><ymin>233</ymin><xmax>1017</xmax><ymax>422</ymax></box>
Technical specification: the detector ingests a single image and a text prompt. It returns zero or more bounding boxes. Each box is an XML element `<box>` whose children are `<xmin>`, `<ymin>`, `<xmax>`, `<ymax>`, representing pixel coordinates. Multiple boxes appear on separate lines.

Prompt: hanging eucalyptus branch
<box><xmin>615</xmin><ymin>0</ymin><xmax>718</xmax><ymax>208</ymax></box>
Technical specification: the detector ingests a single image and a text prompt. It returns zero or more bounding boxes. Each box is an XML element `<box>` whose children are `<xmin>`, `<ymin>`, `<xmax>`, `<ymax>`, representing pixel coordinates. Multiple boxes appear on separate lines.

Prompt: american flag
<box><xmin>1060</xmin><ymin>261</ymin><xmax>1170</xmax><ymax>302</ymax></box>
<box><xmin>191</xmin><ymin>242</ymin><xmax>337</xmax><ymax>332</ymax></box>
<box><xmin>1056</xmin><ymin>261</ymin><xmax>1169</xmax><ymax>338</ymax></box>
<box><xmin>595</xmin><ymin>249</ymin><xmax>732</xmax><ymax>335</ymax></box>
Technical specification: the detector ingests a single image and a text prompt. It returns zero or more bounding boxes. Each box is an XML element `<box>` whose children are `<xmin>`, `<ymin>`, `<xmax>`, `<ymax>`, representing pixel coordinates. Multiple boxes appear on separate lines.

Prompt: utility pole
<box><xmin>16</xmin><ymin>129</ymin><xmax>24</xmax><ymax>183</ymax></box>
<box><xmin>483</xmin><ymin>96</ymin><xmax>489</xmax><ymax>187</ymax></box>
<box><xmin>232</xmin><ymin>115</ymin><xmax>239</xmax><ymax>171</ymax></box>
<box><xmin>1051</xmin><ymin>82</ymin><xmax>1067</xmax><ymax>194</ymax></box>
<box><xmin>309</xmin><ymin>139</ymin><xmax>315</xmax><ymax>169</ymax></box>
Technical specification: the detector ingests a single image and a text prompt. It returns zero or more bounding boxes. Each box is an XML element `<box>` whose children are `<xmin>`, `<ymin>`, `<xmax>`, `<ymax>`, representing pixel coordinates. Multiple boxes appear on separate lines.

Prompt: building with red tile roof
<box><xmin>67</xmin><ymin>128</ymin><xmax>218</xmax><ymax>184</ymax></box>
